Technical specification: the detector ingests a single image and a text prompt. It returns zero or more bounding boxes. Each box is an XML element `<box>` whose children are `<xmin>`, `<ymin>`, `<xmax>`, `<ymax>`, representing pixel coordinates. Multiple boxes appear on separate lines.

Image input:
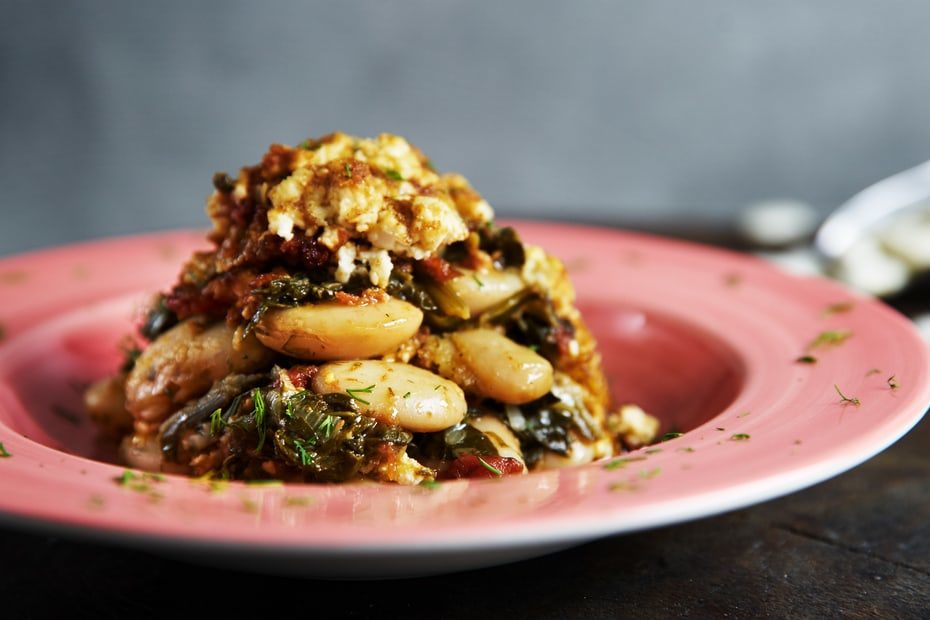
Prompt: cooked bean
<box><xmin>446</xmin><ymin>268</ymin><xmax>524</xmax><ymax>315</ymax></box>
<box><xmin>312</xmin><ymin>361</ymin><xmax>466</xmax><ymax>432</ymax></box>
<box><xmin>467</xmin><ymin>415</ymin><xmax>526</xmax><ymax>472</ymax></box>
<box><xmin>450</xmin><ymin>329</ymin><xmax>553</xmax><ymax>404</ymax></box>
<box><xmin>125</xmin><ymin>320</ymin><xmax>274</xmax><ymax>424</ymax></box>
<box><xmin>255</xmin><ymin>297</ymin><xmax>423</xmax><ymax>360</ymax></box>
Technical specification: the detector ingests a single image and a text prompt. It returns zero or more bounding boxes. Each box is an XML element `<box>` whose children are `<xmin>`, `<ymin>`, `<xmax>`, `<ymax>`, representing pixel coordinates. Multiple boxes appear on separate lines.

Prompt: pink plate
<box><xmin>0</xmin><ymin>222</ymin><xmax>927</xmax><ymax>578</ymax></box>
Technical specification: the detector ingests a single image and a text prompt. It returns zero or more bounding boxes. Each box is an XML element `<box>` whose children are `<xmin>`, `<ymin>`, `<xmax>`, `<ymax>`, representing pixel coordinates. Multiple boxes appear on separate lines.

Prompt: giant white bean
<box><xmin>450</xmin><ymin>329</ymin><xmax>553</xmax><ymax>404</ymax></box>
<box><xmin>125</xmin><ymin>320</ymin><xmax>273</xmax><ymax>423</ymax></box>
<box><xmin>256</xmin><ymin>297</ymin><xmax>423</xmax><ymax>360</ymax></box>
<box><xmin>312</xmin><ymin>360</ymin><xmax>466</xmax><ymax>432</ymax></box>
<box><xmin>446</xmin><ymin>267</ymin><xmax>524</xmax><ymax>315</ymax></box>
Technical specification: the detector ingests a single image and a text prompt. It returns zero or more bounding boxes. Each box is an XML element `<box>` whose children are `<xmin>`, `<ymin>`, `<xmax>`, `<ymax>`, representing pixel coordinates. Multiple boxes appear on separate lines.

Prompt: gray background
<box><xmin>3</xmin><ymin>0</ymin><xmax>930</xmax><ymax>255</ymax></box>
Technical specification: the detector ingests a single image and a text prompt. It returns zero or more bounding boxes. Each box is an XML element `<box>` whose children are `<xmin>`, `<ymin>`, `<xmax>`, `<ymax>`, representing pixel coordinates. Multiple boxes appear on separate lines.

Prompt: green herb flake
<box><xmin>808</xmin><ymin>329</ymin><xmax>853</xmax><ymax>351</ymax></box>
<box><xmin>209</xmin><ymin>408</ymin><xmax>225</xmax><ymax>436</ymax></box>
<box><xmin>834</xmin><ymin>384</ymin><xmax>861</xmax><ymax>407</ymax></box>
<box><xmin>640</xmin><ymin>467</ymin><xmax>662</xmax><ymax>479</ymax></box>
<box><xmin>887</xmin><ymin>375</ymin><xmax>899</xmax><ymax>390</ymax></box>
<box><xmin>343</xmin><ymin>162</ymin><xmax>352</xmax><ymax>178</ymax></box>
<box><xmin>252</xmin><ymin>388</ymin><xmax>267</xmax><ymax>451</ymax></box>
<box><xmin>738</xmin><ymin>411</ymin><xmax>751</xmax><ymax>418</ymax></box>
<box><xmin>295</xmin><ymin>439</ymin><xmax>315</xmax><ymax>466</ymax></box>
<box><xmin>240</xmin><ymin>497</ymin><xmax>260</xmax><ymax>514</ymax></box>
<box><xmin>723</xmin><ymin>273</ymin><xmax>742</xmax><ymax>287</ymax></box>
<box><xmin>246</xmin><ymin>479</ymin><xmax>284</xmax><ymax>487</ymax></box>
<box><xmin>317</xmin><ymin>415</ymin><xmax>339</xmax><ymax>441</ymax></box>
<box><xmin>609</xmin><ymin>480</ymin><xmax>640</xmax><ymax>492</ymax></box>
<box><xmin>283</xmin><ymin>496</ymin><xmax>315</xmax><ymax>507</ymax></box>
<box><xmin>472</xmin><ymin>274</ymin><xmax>485</xmax><ymax>288</ymax></box>
<box><xmin>660</xmin><ymin>432</ymin><xmax>684</xmax><ymax>442</ymax></box>
<box><xmin>865</xmin><ymin>368</ymin><xmax>882</xmax><ymax>377</ymax></box>
<box><xmin>477</xmin><ymin>456</ymin><xmax>503</xmax><ymax>476</ymax></box>
<box><xmin>677</xmin><ymin>446</ymin><xmax>696</xmax><ymax>453</ymax></box>
<box><xmin>402</xmin><ymin>391</ymin><xmax>411</xmax><ymax>399</ymax></box>
<box><xmin>823</xmin><ymin>301</ymin><xmax>854</xmax><ymax>316</ymax></box>
<box><xmin>603</xmin><ymin>456</ymin><xmax>648</xmax><ymax>470</ymax></box>
<box><xmin>385</xmin><ymin>169</ymin><xmax>404</xmax><ymax>181</ymax></box>
<box><xmin>795</xmin><ymin>355</ymin><xmax>817</xmax><ymax>364</ymax></box>
<box><xmin>730</xmin><ymin>433</ymin><xmax>751</xmax><ymax>441</ymax></box>
<box><xmin>419</xmin><ymin>479</ymin><xmax>442</xmax><ymax>490</ymax></box>
<box><xmin>86</xmin><ymin>495</ymin><xmax>106</xmax><ymax>511</ymax></box>
<box><xmin>0</xmin><ymin>442</ymin><xmax>10</xmax><ymax>458</ymax></box>
<box><xmin>644</xmin><ymin>447</ymin><xmax>663</xmax><ymax>455</ymax></box>
<box><xmin>346</xmin><ymin>384</ymin><xmax>375</xmax><ymax>405</ymax></box>
<box><xmin>715</xmin><ymin>427</ymin><xmax>726</xmax><ymax>432</ymax></box>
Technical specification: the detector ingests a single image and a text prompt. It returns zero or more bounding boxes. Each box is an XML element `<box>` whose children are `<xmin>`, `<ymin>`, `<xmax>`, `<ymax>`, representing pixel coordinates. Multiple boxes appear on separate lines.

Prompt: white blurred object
<box><xmin>738</xmin><ymin>199</ymin><xmax>819</xmax><ymax>247</ymax></box>
<box><xmin>815</xmin><ymin>159</ymin><xmax>930</xmax><ymax>297</ymax></box>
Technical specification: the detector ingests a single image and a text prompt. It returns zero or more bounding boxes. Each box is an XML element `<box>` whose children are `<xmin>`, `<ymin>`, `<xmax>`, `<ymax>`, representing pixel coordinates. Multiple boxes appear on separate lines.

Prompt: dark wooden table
<box><xmin>2</xmin><ymin>407</ymin><xmax>927</xmax><ymax>618</ymax></box>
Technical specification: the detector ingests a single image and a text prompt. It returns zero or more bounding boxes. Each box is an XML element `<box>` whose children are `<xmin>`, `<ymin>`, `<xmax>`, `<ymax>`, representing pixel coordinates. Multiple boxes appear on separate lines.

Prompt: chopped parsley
<box><xmin>346</xmin><ymin>384</ymin><xmax>375</xmax><ymax>405</ymax></box>
<box><xmin>730</xmin><ymin>433</ymin><xmax>751</xmax><ymax>441</ymax></box>
<box><xmin>834</xmin><ymin>384</ymin><xmax>861</xmax><ymax>406</ymax></box>
<box><xmin>385</xmin><ymin>169</ymin><xmax>404</xmax><ymax>181</ymax></box>
<box><xmin>0</xmin><ymin>442</ymin><xmax>10</xmax><ymax>458</ymax></box>
<box><xmin>477</xmin><ymin>456</ymin><xmax>503</xmax><ymax>476</ymax></box>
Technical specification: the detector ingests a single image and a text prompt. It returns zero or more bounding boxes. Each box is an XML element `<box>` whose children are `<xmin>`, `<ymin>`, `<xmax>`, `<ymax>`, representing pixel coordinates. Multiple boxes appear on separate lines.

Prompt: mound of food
<box><xmin>84</xmin><ymin>132</ymin><xmax>658</xmax><ymax>483</ymax></box>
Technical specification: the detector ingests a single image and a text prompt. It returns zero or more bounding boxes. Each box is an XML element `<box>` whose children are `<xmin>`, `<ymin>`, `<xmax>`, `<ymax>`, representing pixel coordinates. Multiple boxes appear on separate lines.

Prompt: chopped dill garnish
<box><xmin>385</xmin><ymin>169</ymin><xmax>404</xmax><ymax>181</ymax></box>
<box><xmin>738</xmin><ymin>411</ymin><xmax>751</xmax><ymax>418</ymax></box>
<box><xmin>603</xmin><ymin>456</ymin><xmax>647</xmax><ymax>470</ymax></box>
<box><xmin>644</xmin><ymin>447</ymin><xmax>663</xmax><ymax>454</ymax></box>
<box><xmin>472</xmin><ymin>274</ymin><xmax>485</xmax><ymax>288</ymax></box>
<box><xmin>865</xmin><ymin>368</ymin><xmax>882</xmax><ymax>377</ymax></box>
<box><xmin>477</xmin><ymin>456</ymin><xmax>502</xmax><ymax>476</ymax></box>
<box><xmin>660</xmin><ymin>432</ymin><xmax>684</xmax><ymax>442</ymax></box>
<box><xmin>677</xmin><ymin>446</ymin><xmax>696</xmax><ymax>453</ymax></box>
<box><xmin>887</xmin><ymin>375</ymin><xmax>899</xmax><ymax>390</ymax></box>
<box><xmin>834</xmin><ymin>384</ymin><xmax>861</xmax><ymax>406</ymax></box>
<box><xmin>419</xmin><ymin>479</ymin><xmax>442</xmax><ymax>490</ymax></box>
<box><xmin>346</xmin><ymin>384</ymin><xmax>375</xmax><ymax>404</ymax></box>
<box><xmin>343</xmin><ymin>162</ymin><xmax>352</xmax><ymax>178</ymax></box>
<box><xmin>808</xmin><ymin>329</ymin><xmax>852</xmax><ymax>350</ymax></box>
<box><xmin>252</xmin><ymin>388</ymin><xmax>267</xmax><ymax>451</ymax></box>
<box><xmin>295</xmin><ymin>439</ymin><xmax>315</xmax><ymax>466</ymax></box>
<box><xmin>0</xmin><ymin>442</ymin><xmax>10</xmax><ymax>458</ymax></box>
<box><xmin>609</xmin><ymin>480</ymin><xmax>639</xmax><ymax>492</ymax></box>
<box><xmin>245</xmin><ymin>480</ymin><xmax>283</xmax><ymax>487</ymax></box>
<box><xmin>283</xmin><ymin>496</ymin><xmax>315</xmax><ymax>507</ymax></box>
<box><xmin>402</xmin><ymin>391</ymin><xmax>411</xmax><ymax>399</ymax></box>
<box><xmin>640</xmin><ymin>467</ymin><xmax>662</xmax><ymax>479</ymax></box>
<box><xmin>209</xmin><ymin>408</ymin><xmax>224</xmax><ymax>436</ymax></box>
<box><xmin>730</xmin><ymin>433</ymin><xmax>751</xmax><ymax>441</ymax></box>
<box><xmin>317</xmin><ymin>415</ymin><xmax>339</xmax><ymax>441</ymax></box>
<box><xmin>823</xmin><ymin>301</ymin><xmax>854</xmax><ymax>316</ymax></box>
<box><xmin>796</xmin><ymin>355</ymin><xmax>817</xmax><ymax>364</ymax></box>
